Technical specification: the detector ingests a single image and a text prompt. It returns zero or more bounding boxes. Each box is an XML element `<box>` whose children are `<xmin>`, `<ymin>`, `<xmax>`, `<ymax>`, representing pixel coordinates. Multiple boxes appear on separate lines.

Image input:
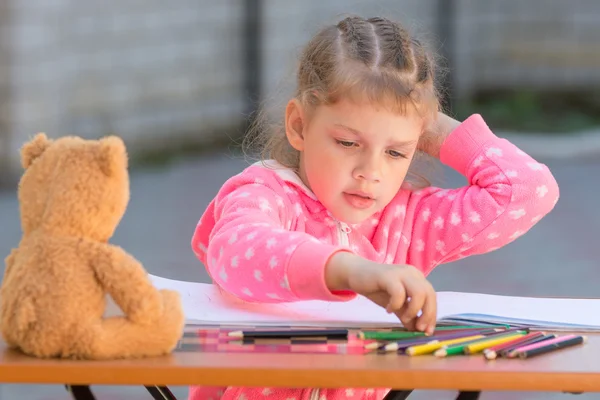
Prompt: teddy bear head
<box><xmin>17</xmin><ymin>133</ymin><xmax>130</xmax><ymax>242</ymax></box>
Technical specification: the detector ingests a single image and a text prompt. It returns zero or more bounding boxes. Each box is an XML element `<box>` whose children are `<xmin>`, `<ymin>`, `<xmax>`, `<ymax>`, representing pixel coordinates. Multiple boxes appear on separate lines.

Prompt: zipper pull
<box><xmin>338</xmin><ymin>221</ymin><xmax>351</xmax><ymax>233</ymax></box>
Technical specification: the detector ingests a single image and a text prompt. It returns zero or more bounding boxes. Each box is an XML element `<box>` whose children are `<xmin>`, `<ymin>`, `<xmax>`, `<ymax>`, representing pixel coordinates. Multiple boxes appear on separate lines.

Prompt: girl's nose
<box><xmin>353</xmin><ymin>156</ymin><xmax>382</xmax><ymax>182</ymax></box>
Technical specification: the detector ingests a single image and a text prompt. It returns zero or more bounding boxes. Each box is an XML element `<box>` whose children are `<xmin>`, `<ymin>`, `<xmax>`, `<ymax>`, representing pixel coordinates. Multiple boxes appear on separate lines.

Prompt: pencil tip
<box><xmin>384</xmin><ymin>344</ymin><xmax>398</xmax><ymax>352</ymax></box>
<box><xmin>364</xmin><ymin>342</ymin><xmax>380</xmax><ymax>350</ymax></box>
<box><xmin>228</xmin><ymin>331</ymin><xmax>243</xmax><ymax>338</ymax></box>
<box><xmin>434</xmin><ymin>349</ymin><xmax>446</xmax><ymax>357</ymax></box>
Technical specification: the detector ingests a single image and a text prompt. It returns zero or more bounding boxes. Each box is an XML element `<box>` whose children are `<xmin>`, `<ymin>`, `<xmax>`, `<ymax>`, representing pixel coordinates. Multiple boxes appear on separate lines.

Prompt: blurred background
<box><xmin>0</xmin><ymin>1</ymin><xmax>599</xmax><ymax>399</ymax></box>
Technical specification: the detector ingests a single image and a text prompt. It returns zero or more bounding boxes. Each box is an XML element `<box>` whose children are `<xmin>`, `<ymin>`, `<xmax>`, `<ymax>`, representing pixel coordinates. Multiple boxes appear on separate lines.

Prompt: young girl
<box><xmin>190</xmin><ymin>15</ymin><xmax>559</xmax><ymax>400</ymax></box>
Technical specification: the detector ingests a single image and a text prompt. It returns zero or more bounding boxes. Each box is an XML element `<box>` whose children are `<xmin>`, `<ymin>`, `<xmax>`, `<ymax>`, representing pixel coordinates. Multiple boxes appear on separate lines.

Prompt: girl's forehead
<box><xmin>315</xmin><ymin>99</ymin><xmax>424</xmax><ymax>140</ymax></box>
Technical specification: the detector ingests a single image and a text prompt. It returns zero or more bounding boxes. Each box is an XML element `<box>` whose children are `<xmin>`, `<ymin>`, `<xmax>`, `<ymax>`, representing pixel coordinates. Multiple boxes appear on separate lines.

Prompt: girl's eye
<box><xmin>336</xmin><ymin>140</ymin><xmax>355</xmax><ymax>148</ymax></box>
<box><xmin>388</xmin><ymin>150</ymin><xmax>407</xmax><ymax>159</ymax></box>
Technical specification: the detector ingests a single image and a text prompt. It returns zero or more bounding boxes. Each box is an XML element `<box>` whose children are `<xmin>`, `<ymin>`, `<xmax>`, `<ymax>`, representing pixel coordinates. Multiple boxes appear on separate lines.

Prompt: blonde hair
<box><xmin>243</xmin><ymin>15</ymin><xmax>443</xmax><ymax>188</ymax></box>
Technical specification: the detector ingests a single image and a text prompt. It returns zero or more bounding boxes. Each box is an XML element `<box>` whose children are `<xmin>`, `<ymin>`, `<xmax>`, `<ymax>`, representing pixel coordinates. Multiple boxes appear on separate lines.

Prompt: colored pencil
<box><xmin>464</xmin><ymin>331</ymin><xmax>527</xmax><ymax>354</ymax></box>
<box><xmin>365</xmin><ymin>337</ymin><xmax>438</xmax><ymax>351</ymax></box>
<box><xmin>227</xmin><ymin>329</ymin><xmax>349</xmax><ymax>339</ymax></box>
<box><xmin>358</xmin><ymin>331</ymin><xmax>428</xmax><ymax>340</ymax></box>
<box><xmin>383</xmin><ymin>329</ymin><xmax>500</xmax><ymax>352</ymax></box>
<box><xmin>358</xmin><ymin>325</ymin><xmax>508</xmax><ymax>340</ymax></box>
<box><xmin>406</xmin><ymin>334</ymin><xmax>487</xmax><ymax>356</ymax></box>
<box><xmin>434</xmin><ymin>330</ymin><xmax>528</xmax><ymax>357</ymax></box>
<box><xmin>513</xmin><ymin>335</ymin><xmax>586</xmax><ymax>359</ymax></box>
<box><xmin>361</xmin><ymin>327</ymin><xmax>502</xmax><ymax>341</ymax></box>
<box><xmin>507</xmin><ymin>334</ymin><xmax>571</xmax><ymax>358</ymax></box>
<box><xmin>503</xmin><ymin>334</ymin><xmax>557</xmax><ymax>358</ymax></box>
<box><xmin>483</xmin><ymin>332</ymin><xmax>547</xmax><ymax>360</ymax></box>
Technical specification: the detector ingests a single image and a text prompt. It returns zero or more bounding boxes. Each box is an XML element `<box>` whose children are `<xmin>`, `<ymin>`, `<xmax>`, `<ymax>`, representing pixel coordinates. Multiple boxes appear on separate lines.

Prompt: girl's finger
<box><xmin>367</xmin><ymin>292</ymin><xmax>391</xmax><ymax>310</ymax></box>
<box><xmin>402</xmin><ymin>279</ymin><xmax>427</xmax><ymax>324</ymax></box>
<box><xmin>398</xmin><ymin>304</ymin><xmax>416</xmax><ymax>331</ymax></box>
<box><xmin>416</xmin><ymin>286</ymin><xmax>437</xmax><ymax>334</ymax></box>
<box><xmin>382</xmin><ymin>278</ymin><xmax>407</xmax><ymax>313</ymax></box>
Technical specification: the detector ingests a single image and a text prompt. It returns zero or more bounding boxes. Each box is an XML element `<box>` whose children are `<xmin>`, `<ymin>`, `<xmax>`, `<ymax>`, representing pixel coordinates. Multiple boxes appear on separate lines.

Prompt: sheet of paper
<box><xmin>149</xmin><ymin>274</ymin><xmax>400</xmax><ymax>327</ymax></box>
<box><xmin>148</xmin><ymin>274</ymin><xmax>600</xmax><ymax>329</ymax></box>
<box><xmin>436</xmin><ymin>291</ymin><xmax>600</xmax><ymax>330</ymax></box>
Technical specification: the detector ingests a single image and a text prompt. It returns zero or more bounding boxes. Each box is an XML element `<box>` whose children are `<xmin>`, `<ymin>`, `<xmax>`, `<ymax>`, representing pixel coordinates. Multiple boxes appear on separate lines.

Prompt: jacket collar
<box><xmin>252</xmin><ymin>159</ymin><xmax>318</xmax><ymax>201</ymax></box>
<box><xmin>251</xmin><ymin>160</ymin><xmax>380</xmax><ymax>237</ymax></box>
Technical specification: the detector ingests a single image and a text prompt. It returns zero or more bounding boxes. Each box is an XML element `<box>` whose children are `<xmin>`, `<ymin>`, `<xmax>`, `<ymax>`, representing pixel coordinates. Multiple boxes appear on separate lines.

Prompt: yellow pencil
<box><xmin>406</xmin><ymin>334</ymin><xmax>486</xmax><ymax>356</ymax></box>
<box><xmin>464</xmin><ymin>332</ymin><xmax>527</xmax><ymax>354</ymax></box>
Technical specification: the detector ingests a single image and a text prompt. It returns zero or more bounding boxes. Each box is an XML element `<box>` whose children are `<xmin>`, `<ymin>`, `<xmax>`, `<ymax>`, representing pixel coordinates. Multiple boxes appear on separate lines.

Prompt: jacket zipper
<box><xmin>336</xmin><ymin>221</ymin><xmax>351</xmax><ymax>246</ymax></box>
<box><xmin>310</xmin><ymin>221</ymin><xmax>349</xmax><ymax>400</ymax></box>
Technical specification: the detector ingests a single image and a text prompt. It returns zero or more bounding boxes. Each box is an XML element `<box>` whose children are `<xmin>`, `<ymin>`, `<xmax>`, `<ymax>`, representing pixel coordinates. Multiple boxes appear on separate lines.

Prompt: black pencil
<box><xmin>227</xmin><ymin>328</ymin><xmax>349</xmax><ymax>339</ymax></box>
<box><xmin>500</xmin><ymin>334</ymin><xmax>556</xmax><ymax>358</ymax></box>
<box><xmin>482</xmin><ymin>332</ymin><xmax>546</xmax><ymax>360</ymax></box>
<box><xmin>516</xmin><ymin>335</ymin><xmax>586</xmax><ymax>359</ymax></box>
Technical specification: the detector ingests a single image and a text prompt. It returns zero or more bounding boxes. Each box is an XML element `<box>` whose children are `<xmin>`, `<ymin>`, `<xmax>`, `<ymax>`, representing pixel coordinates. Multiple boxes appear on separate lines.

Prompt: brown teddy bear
<box><xmin>0</xmin><ymin>133</ymin><xmax>185</xmax><ymax>359</ymax></box>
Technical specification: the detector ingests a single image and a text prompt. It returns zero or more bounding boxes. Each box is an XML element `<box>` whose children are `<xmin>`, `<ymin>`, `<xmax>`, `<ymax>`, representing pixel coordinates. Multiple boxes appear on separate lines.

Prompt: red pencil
<box><xmin>513</xmin><ymin>335</ymin><xmax>586</xmax><ymax>359</ymax></box>
<box><xmin>483</xmin><ymin>332</ymin><xmax>546</xmax><ymax>360</ymax></box>
<box><xmin>501</xmin><ymin>333</ymin><xmax>556</xmax><ymax>358</ymax></box>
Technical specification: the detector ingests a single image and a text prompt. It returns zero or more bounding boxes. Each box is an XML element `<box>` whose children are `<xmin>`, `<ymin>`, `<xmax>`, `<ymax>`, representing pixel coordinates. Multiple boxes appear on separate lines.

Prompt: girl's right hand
<box><xmin>326</xmin><ymin>252</ymin><xmax>437</xmax><ymax>334</ymax></box>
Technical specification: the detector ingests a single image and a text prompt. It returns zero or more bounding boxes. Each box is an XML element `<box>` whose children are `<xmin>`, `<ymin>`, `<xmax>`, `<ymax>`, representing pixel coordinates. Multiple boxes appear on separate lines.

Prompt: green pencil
<box><xmin>434</xmin><ymin>330</ymin><xmax>528</xmax><ymax>357</ymax></box>
<box><xmin>359</xmin><ymin>325</ymin><xmax>510</xmax><ymax>340</ymax></box>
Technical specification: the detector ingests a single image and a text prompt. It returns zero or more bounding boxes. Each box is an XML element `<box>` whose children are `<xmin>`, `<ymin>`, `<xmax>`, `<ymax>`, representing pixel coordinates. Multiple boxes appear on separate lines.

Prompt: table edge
<box><xmin>1</xmin><ymin>365</ymin><xmax>599</xmax><ymax>392</ymax></box>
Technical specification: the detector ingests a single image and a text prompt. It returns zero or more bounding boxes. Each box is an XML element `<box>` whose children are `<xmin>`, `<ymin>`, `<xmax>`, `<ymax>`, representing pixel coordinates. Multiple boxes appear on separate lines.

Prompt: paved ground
<box><xmin>0</xmin><ymin>150</ymin><xmax>599</xmax><ymax>400</ymax></box>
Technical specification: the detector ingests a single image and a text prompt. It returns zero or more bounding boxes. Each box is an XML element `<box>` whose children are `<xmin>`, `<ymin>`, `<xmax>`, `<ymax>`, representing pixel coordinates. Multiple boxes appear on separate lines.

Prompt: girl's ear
<box><xmin>284</xmin><ymin>98</ymin><xmax>306</xmax><ymax>151</ymax></box>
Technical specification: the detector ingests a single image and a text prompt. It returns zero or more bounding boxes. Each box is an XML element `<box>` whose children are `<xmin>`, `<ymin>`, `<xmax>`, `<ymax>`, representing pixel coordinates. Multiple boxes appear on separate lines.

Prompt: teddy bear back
<box><xmin>18</xmin><ymin>133</ymin><xmax>130</xmax><ymax>242</ymax></box>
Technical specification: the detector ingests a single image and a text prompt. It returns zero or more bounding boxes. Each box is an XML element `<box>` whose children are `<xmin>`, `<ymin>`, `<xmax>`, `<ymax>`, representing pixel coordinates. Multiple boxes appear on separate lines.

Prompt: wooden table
<box><xmin>0</xmin><ymin>331</ymin><xmax>598</xmax><ymax>400</ymax></box>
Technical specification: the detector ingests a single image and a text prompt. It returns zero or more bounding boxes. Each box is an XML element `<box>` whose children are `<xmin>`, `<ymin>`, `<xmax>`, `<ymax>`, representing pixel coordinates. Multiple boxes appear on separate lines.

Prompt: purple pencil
<box><xmin>379</xmin><ymin>328</ymin><xmax>502</xmax><ymax>353</ymax></box>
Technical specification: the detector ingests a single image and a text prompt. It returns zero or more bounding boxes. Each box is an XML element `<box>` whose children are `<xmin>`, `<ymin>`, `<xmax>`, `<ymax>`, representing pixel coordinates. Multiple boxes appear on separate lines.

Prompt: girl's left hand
<box><xmin>418</xmin><ymin>112</ymin><xmax>461</xmax><ymax>158</ymax></box>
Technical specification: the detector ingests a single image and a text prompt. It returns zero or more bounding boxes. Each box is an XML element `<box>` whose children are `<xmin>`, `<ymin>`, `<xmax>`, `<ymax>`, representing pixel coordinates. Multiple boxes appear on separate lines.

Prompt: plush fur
<box><xmin>0</xmin><ymin>133</ymin><xmax>185</xmax><ymax>359</ymax></box>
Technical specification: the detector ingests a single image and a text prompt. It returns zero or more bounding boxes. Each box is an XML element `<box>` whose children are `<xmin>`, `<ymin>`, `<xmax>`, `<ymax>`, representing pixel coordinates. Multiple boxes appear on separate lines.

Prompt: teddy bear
<box><xmin>0</xmin><ymin>133</ymin><xmax>185</xmax><ymax>360</ymax></box>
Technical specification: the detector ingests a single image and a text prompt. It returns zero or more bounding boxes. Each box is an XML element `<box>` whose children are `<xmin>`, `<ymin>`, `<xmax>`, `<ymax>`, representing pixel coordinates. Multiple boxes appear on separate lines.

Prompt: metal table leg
<box><xmin>455</xmin><ymin>391</ymin><xmax>481</xmax><ymax>400</ymax></box>
<box><xmin>65</xmin><ymin>385</ymin><xmax>96</xmax><ymax>400</ymax></box>
<box><xmin>66</xmin><ymin>384</ymin><xmax>178</xmax><ymax>399</ymax></box>
<box><xmin>383</xmin><ymin>390</ymin><xmax>414</xmax><ymax>400</ymax></box>
<box><xmin>145</xmin><ymin>385</ymin><xmax>178</xmax><ymax>400</ymax></box>
<box><xmin>384</xmin><ymin>389</ymin><xmax>481</xmax><ymax>400</ymax></box>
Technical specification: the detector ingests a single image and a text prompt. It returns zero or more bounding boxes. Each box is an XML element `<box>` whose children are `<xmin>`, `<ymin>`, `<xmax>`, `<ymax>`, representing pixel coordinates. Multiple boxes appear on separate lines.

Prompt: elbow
<box><xmin>207</xmin><ymin>263</ymin><xmax>283</xmax><ymax>304</ymax></box>
<box><xmin>511</xmin><ymin>166</ymin><xmax>560</xmax><ymax>223</ymax></box>
<box><xmin>209</xmin><ymin>272</ymin><xmax>256</xmax><ymax>303</ymax></box>
<box><xmin>536</xmin><ymin>167</ymin><xmax>560</xmax><ymax>216</ymax></box>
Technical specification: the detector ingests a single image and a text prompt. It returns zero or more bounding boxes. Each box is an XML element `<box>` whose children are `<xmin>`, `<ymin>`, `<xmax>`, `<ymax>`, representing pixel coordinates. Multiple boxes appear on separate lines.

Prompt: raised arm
<box><xmin>192</xmin><ymin>172</ymin><xmax>355</xmax><ymax>303</ymax></box>
<box><xmin>399</xmin><ymin>113</ymin><xmax>559</xmax><ymax>273</ymax></box>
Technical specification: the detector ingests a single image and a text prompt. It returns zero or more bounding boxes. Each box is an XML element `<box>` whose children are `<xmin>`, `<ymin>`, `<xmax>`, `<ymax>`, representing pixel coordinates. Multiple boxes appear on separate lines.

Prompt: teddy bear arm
<box><xmin>92</xmin><ymin>244</ymin><xmax>164</xmax><ymax>324</ymax></box>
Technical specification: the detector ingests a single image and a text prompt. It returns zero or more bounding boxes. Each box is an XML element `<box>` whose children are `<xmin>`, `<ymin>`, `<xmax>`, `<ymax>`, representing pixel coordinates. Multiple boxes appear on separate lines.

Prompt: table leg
<box><xmin>145</xmin><ymin>385</ymin><xmax>178</xmax><ymax>400</ymax></box>
<box><xmin>383</xmin><ymin>390</ymin><xmax>413</xmax><ymax>400</ymax></box>
<box><xmin>65</xmin><ymin>385</ymin><xmax>96</xmax><ymax>400</ymax></box>
<box><xmin>385</xmin><ymin>390</ymin><xmax>481</xmax><ymax>399</ymax></box>
<box><xmin>455</xmin><ymin>391</ymin><xmax>481</xmax><ymax>400</ymax></box>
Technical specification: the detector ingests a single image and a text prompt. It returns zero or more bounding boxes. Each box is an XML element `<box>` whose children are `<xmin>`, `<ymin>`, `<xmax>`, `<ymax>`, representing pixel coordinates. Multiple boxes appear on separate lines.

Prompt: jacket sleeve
<box><xmin>192</xmin><ymin>176</ymin><xmax>355</xmax><ymax>303</ymax></box>
<box><xmin>401</xmin><ymin>114</ymin><xmax>559</xmax><ymax>274</ymax></box>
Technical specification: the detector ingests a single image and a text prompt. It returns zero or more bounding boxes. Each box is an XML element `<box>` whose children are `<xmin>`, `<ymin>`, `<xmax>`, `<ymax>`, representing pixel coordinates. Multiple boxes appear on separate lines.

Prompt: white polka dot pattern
<box><xmin>189</xmin><ymin>114</ymin><xmax>560</xmax><ymax>400</ymax></box>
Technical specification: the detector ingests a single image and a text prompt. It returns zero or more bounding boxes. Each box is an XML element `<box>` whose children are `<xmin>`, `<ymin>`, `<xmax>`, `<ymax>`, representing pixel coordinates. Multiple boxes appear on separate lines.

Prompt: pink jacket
<box><xmin>189</xmin><ymin>114</ymin><xmax>559</xmax><ymax>400</ymax></box>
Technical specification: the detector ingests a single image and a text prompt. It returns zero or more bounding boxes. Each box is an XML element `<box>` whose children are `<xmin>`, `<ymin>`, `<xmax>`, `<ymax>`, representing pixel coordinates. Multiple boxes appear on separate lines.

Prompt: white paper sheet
<box><xmin>148</xmin><ymin>274</ymin><xmax>600</xmax><ymax>330</ymax></box>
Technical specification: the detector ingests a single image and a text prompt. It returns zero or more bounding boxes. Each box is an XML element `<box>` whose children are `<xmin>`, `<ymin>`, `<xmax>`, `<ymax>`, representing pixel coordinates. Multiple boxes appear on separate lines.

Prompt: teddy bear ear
<box><xmin>97</xmin><ymin>136</ymin><xmax>128</xmax><ymax>176</ymax></box>
<box><xmin>21</xmin><ymin>132</ymin><xmax>52</xmax><ymax>169</ymax></box>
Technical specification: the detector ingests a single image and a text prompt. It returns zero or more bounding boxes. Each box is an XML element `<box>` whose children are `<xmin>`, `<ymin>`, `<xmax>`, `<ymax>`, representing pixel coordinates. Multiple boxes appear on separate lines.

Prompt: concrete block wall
<box><xmin>454</xmin><ymin>0</ymin><xmax>600</xmax><ymax>96</ymax></box>
<box><xmin>259</xmin><ymin>0</ymin><xmax>437</xmax><ymax>122</ymax></box>
<box><xmin>0</xmin><ymin>0</ymin><xmax>598</xmax><ymax>182</ymax></box>
<box><xmin>1</xmin><ymin>0</ymin><xmax>246</xmax><ymax>181</ymax></box>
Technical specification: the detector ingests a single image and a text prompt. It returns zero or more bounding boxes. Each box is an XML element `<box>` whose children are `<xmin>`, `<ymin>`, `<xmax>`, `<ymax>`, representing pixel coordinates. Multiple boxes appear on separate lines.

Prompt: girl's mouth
<box><xmin>344</xmin><ymin>192</ymin><xmax>375</xmax><ymax>209</ymax></box>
